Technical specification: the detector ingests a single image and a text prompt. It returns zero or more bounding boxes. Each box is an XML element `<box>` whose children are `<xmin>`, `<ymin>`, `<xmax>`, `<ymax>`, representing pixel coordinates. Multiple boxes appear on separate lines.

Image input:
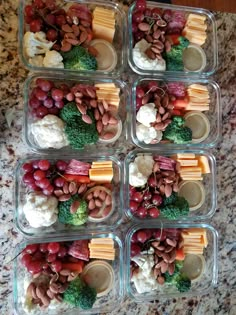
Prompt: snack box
<box><xmin>13</xmin><ymin>233</ymin><xmax>124</xmax><ymax>314</ymax></box>
<box><xmin>124</xmin><ymin>149</ymin><xmax>217</xmax><ymax>222</ymax></box>
<box><xmin>14</xmin><ymin>155</ymin><xmax>123</xmax><ymax>237</ymax></box>
<box><xmin>18</xmin><ymin>0</ymin><xmax>127</xmax><ymax>77</ymax></box>
<box><xmin>130</xmin><ymin>77</ymin><xmax>221</xmax><ymax>149</ymax></box>
<box><xmin>128</xmin><ymin>1</ymin><xmax>218</xmax><ymax>77</ymax></box>
<box><xmin>23</xmin><ymin>75</ymin><xmax>128</xmax><ymax>153</ymax></box>
<box><xmin>125</xmin><ymin>222</ymin><xmax>218</xmax><ymax>301</ymax></box>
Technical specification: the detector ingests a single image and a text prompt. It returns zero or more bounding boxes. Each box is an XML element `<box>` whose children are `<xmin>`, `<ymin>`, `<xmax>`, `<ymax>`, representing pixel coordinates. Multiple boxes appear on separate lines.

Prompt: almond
<box><xmin>36</xmin><ymin>285</ymin><xmax>46</xmax><ymax>300</ymax></box>
<box><xmin>66</xmin><ymin>38</ymin><xmax>80</xmax><ymax>45</ymax></box>
<box><xmin>159</xmin><ymin>106</ymin><xmax>165</xmax><ymax>114</ymax></box>
<box><xmin>66</xmin><ymin>92</ymin><xmax>74</xmax><ymax>101</ymax></box>
<box><xmin>166</xmin><ymin>238</ymin><xmax>177</xmax><ymax>247</ymax></box>
<box><xmin>102</xmin><ymin>113</ymin><xmax>109</xmax><ymax>126</ymax></box>
<box><xmin>78</xmin><ymin>183</ymin><xmax>87</xmax><ymax>195</ymax></box>
<box><xmin>46</xmin><ymin>289</ymin><xmax>54</xmax><ymax>299</ymax></box>
<box><xmin>70</xmin><ymin>200</ymin><xmax>80</xmax><ymax>214</ymax></box>
<box><xmin>108</xmin><ymin>116</ymin><xmax>118</xmax><ymax>125</ymax></box>
<box><xmin>165</xmin><ymin>184</ymin><xmax>172</xmax><ymax>198</ymax></box>
<box><xmin>60</xmin><ymin>42</ymin><xmax>72</xmax><ymax>52</ymax></box>
<box><xmin>63</xmin><ymin>182</ymin><xmax>69</xmax><ymax>194</ymax></box>
<box><xmin>138</xmin><ymin>22</ymin><xmax>150</xmax><ymax>32</ymax></box>
<box><xmin>62</xmin><ymin>24</ymin><xmax>73</xmax><ymax>33</ymax></box>
<box><xmin>146</xmin><ymin>34</ymin><xmax>153</xmax><ymax>43</ymax></box>
<box><xmin>86</xmin><ymin>87</ymin><xmax>96</xmax><ymax>99</ymax></box>
<box><xmin>59</xmin><ymin>269</ymin><xmax>71</xmax><ymax>276</ymax></box>
<box><xmin>98</xmin><ymin>103</ymin><xmax>105</xmax><ymax>115</ymax></box>
<box><xmin>77</xmin><ymin>103</ymin><xmax>87</xmax><ymax>115</ymax></box>
<box><xmin>101</xmin><ymin>132</ymin><xmax>115</xmax><ymax>140</ymax></box>
<box><xmin>75</xmin><ymin>97</ymin><xmax>82</xmax><ymax>104</ymax></box>
<box><xmin>71</xmin><ymin>24</ymin><xmax>80</xmax><ymax>36</ymax></box>
<box><xmin>105</xmin><ymin>194</ymin><xmax>112</xmax><ymax>206</ymax></box>
<box><xmin>27</xmin><ymin>283</ymin><xmax>36</xmax><ymax>298</ymax></box>
<box><xmin>142</xmin><ymin>94</ymin><xmax>150</xmax><ymax>105</ymax></box>
<box><xmin>102</xmin><ymin>99</ymin><xmax>109</xmax><ymax>111</ymax></box>
<box><xmin>88</xmin><ymin>199</ymin><xmax>95</xmax><ymax>210</ymax></box>
<box><xmin>88</xmin><ymin>46</ymin><xmax>98</xmax><ymax>57</ymax></box>
<box><xmin>79</xmin><ymin>31</ymin><xmax>88</xmax><ymax>43</ymax></box>
<box><xmin>53</xmin><ymin>189</ymin><xmax>64</xmax><ymax>197</ymax></box>
<box><xmin>94</xmin><ymin>199</ymin><xmax>102</xmax><ymax>207</ymax></box>
<box><xmin>94</xmin><ymin>109</ymin><xmax>100</xmax><ymax>121</ymax></box>
<box><xmin>58</xmin><ymin>194</ymin><xmax>71</xmax><ymax>202</ymax></box>
<box><xmin>90</xmin><ymin>99</ymin><xmax>97</xmax><ymax>108</ymax></box>
<box><xmin>80</xmin><ymin>19</ymin><xmax>91</xmax><ymax>27</ymax></box>
<box><xmin>82</xmin><ymin>114</ymin><xmax>92</xmax><ymax>124</ymax></box>
<box><xmin>153</xmin><ymin>30</ymin><xmax>161</xmax><ymax>39</ymax></box>
<box><xmin>96</xmin><ymin>120</ymin><xmax>103</xmax><ymax>134</ymax></box>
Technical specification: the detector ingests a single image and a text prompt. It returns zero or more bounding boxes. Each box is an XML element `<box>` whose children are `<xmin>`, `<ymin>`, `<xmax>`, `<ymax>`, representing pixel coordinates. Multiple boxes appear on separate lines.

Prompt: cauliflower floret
<box><xmin>43</xmin><ymin>50</ymin><xmax>64</xmax><ymax>68</ymax></box>
<box><xmin>23</xmin><ymin>192</ymin><xmax>58</xmax><ymax>228</ymax></box>
<box><xmin>31</xmin><ymin>114</ymin><xmax>69</xmax><ymax>149</ymax></box>
<box><xmin>136</xmin><ymin>103</ymin><xmax>157</xmax><ymax>127</ymax></box>
<box><xmin>23</xmin><ymin>31</ymin><xmax>55</xmax><ymax>58</ymax></box>
<box><xmin>136</xmin><ymin>123</ymin><xmax>163</xmax><ymax>144</ymax></box>
<box><xmin>29</xmin><ymin>55</ymin><xmax>44</xmax><ymax>67</ymax></box>
<box><xmin>129</xmin><ymin>154</ymin><xmax>154</xmax><ymax>187</ymax></box>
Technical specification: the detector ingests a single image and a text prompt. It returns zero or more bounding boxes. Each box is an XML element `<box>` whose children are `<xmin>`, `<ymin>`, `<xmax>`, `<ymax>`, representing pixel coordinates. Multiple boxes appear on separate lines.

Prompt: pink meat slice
<box><xmin>65</xmin><ymin>159</ymin><xmax>91</xmax><ymax>176</ymax></box>
<box><xmin>68</xmin><ymin>240</ymin><xmax>89</xmax><ymax>261</ymax></box>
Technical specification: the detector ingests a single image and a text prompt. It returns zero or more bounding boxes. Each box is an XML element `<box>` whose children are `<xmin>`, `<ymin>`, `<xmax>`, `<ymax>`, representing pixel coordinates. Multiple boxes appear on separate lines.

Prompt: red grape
<box><xmin>152</xmin><ymin>194</ymin><xmax>163</xmax><ymax>206</ymax></box>
<box><xmin>48</xmin><ymin>107</ymin><xmax>59</xmax><ymax>115</ymax></box>
<box><xmin>30</xmin><ymin>19</ymin><xmax>42</xmax><ymax>32</ymax></box>
<box><xmin>55</xmin><ymin>15</ymin><xmax>66</xmax><ymax>26</ymax></box>
<box><xmin>36</xmin><ymin>106</ymin><xmax>48</xmax><ymax>118</ymax></box>
<box><xmin>33</xmin><ymin>170</ymin><xmax>46</xmax><ymax>181</ymax></box>
<box><xmin>45</xmin><ymin>0</ymin><xmax>56</xmax><ymax>10</ymax></box>
<box><xmin>143</xmin><ymin>191</ymin><xmax>152</xmax><ymax>201</ymax></box>
<box><xmin>34</xmin><ymin>0</ymin><xmax>45</xmax><ymax>9</ymax></box>
<box><xmin>46</xmin><ymin>29</ymin><xmax>58</xmax><ymax>41</ymax></box>
<box><xmin>39</xmin><ymin>243</ymin><xmax>48</xmax><ymax>253</ymax></box>
<box><xmin>47</xmin><ymin>253</ymin><xmax>57</xmax><ymax>262</ymax></box>
<box><xmin>132</xmin><ymin>11</ymin><xmax>144</xmax><ymax>23</ymax></box>
<box><xmin>130</xmin><ymin>200</ymin><xmax>139</xmax><ymax>213</ymax></box>
<box><xmin>135</xmin><ymin>0</ymin><xmax>146</xmax><ymax>12</ymax></box>
<box><xmin>133</xmin><ymin>191</ymin><xmax>144</xmax><ymax>203</ymax></box>
<box><xmin>24</xmin><ymin>5</ymin><xmax>34</xmax><ymax>17</ymax></box>
<box><xmin>28</xmin><ymin>182</ymin><xmax>41</xmax><ymax>191</ymax></box>
<box><xmin>152</xmin><ymin>229</ymin><xmax>167</xmax><ymax>241</ymax></box>
<box><xmin>148</xmin><ymin>175</ymin><xmax>157</xmax><ymax>187</ymax></box>
<box><xmin>132</xmin><ymin>23</ymin><xmax>138</xmax><ymax>33</ymax></box>
<box><xmin>32</xmin><ymin>251</ymin><xmax>44</xmax><ymax>261</ymax></box>
<box><xmin>141</xmin><ymin>200</ymin><xmax>151</xmax><ymax>208</ymax></box>
<box><xmin>51</xmin><ymin>260</ymin><xmax>62</xmax><ymax>272</ymax></box>
<box><xmin>134</xmin><ymin>30</ymin><xmax>144</xmax><ymax>42</ymax></box>
<box><xmin>137</xmin><ymin>230</ymin><xmax>148</xmax><ymax>243</ymax></box>
<box><xmin>144</xmin><ymin>8</ymin><xmax>152</xmax><ymax>17</ymax></box>
<box><xmin>57</xmin><ymin>246</ymin><xmax>67</xmax><ymax>258</ymax></box>
<box><xmin>36</xmin><ymin>79</ymin><xmax>53</xmax><ymax>92</ymax></box>
<box><xmin>32</xmin><ymin>160</ymin><xmax>39</xmax><ymax>169</ymax></box>
<box><xmin>37</xmin><ymin>178</ymin><xmax>50</xmax><ymax>189</ymax></box>
<box><xmin>136</xmin><ymin>206</ymin><xmax>147</xmax><ymax>218</ymax></box>
<box><xmin>42</xmin><ymin>262</ymin><xmax>49</xmax><ymax>270</ymax></box>
<box><xmin>24</xmin><ymin>244</ymin><xmax>38</xmax><ymax>254</ymax></box>
<box><xmin>131</xmin><ymin>232</ymin><xmax>138</xmax><ymax>243</ymax></box>
<box><xmin>21</xmin><ymin>253</ymin><xmax>32</xmax><ymax>267</ymax></box>
<box><xmin>131</xmin><ymin>243</ymin><xmax>141</xmax><ymax>257</ymax></box>
<box><xmin>48</xmin><ymin>242</ymin><xmax>60</xmax><ymax>254</ymax></box>
<box><xmin>27</xmin><ymin>261</ymin><xmax>43</xmax><ymax>274</ymax></box>
<box><xmin>38</xmin><ymin>159</ymin><xmax>50</xmax><ymax>171</ymax></box>
<box><xmin>54</xmin><ymin>177</ymin><xmax>65</xmax><ymax>188</ymax></box>
<box><xmin>136</xmin><ymin>97</ymin><xmax>143</xmax><ymax>111</ymax></box>
<box><xmin>54</xmin><ymin>100</ymin><xmax>64</xmax><ymax>109</ymax></box>
<box><xmin>22</xmin><ymin>162</ymin><xmax>33</xmax><ymax>173</ymax></box>
<box><xmin>148</xmin><ymin>207</ymin><xmax>160</xmax><ymax>218</ymax></box>
<box><xmin>51</xmin><ymin>89</ymin><xmax>64</xmax><ymax>102</ymax></box>
<box><xmin>23</xmin><ymin>172</ymin><xmax>35</xmax><ymax>184</ymax></box>
<box><xmin>56</xmin><ymin>160</ymin><xmax>67</xmax><ymax>171</ymax></box>
<box><xmin>54</xmin><ymin>9</ymin><xmax>66</xmax><ymax>16</ymax></box>
<box><xmin>43</xmin><ymin>185</ymin><xmax>54</xmax><ymax>196</ymax></box>
<box><xmin>43</xmin><ymin>97</ymin><xmax>54</xmax><ymax>108</ymax></box>
<box><xmin>151</xmin><ymin>8</ymin><xmax>162</xmax><ymax>18</ymax></box>
<box><xmin>29</xmin><ymin>96</ymin><xmax>41</xmax><ymax>109</ymax></box>
<box><xmin>45</xmin><ymin>14</ymin><xmax>56</xmax><ymax>25</ymax></box>
<box><xmin>136</xmin><ymin>86</ymin><xmax>145</xmax><ymax>99</ymax></box>
<box><xmin>25</xmin><ymin>15</ymin><xmax>34</xmax><ymax>24</ymax></box>
<box><xmin>35</xmin><ymin>88</ymin><xmax>47</xmax><ymax>101</ymax></box>
<box><xmin>148</xmin><ymin>81</ymin><xmax>159</xmax><ymax>92</ymax></box>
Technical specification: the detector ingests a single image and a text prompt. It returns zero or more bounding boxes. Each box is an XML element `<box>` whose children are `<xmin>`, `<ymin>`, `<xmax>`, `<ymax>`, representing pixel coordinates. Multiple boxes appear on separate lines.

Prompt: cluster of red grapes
<box><xmin>29</xmin><ymin>78</ymin><xmax>70</xmax><ymax>118</ymax></box>
<box><xmin>22</xmin><ymin>159</ymin><xmax>68</xmax><ymax>196</ymax></box>
<box><xmin>135</xmin><ymin>81</ymin><xmax>161</xmax><ymax>111</ymax></box>
<box><xmin>21</xmin><ymin>242</ymin><xmax>74</xmax><ymax>274</ymax></box>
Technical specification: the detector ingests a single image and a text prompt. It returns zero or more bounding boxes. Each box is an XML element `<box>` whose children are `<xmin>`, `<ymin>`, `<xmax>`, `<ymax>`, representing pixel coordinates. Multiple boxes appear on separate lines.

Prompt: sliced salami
<box><xmin>65</xmin><ymin>159</ymin><xmax>91</xmax><ymax>176</ymax></box>
<box><xmin>68</xmin><ymin>240</ymin><xmax>89</xmax><ymax>261</ymax></box>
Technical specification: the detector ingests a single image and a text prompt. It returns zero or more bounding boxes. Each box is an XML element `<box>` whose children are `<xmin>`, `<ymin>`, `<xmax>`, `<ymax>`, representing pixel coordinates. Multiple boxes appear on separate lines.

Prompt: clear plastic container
<box><xmin>124</xmin><ymin>149</ymin><xmax>217</xmax><ymax>222</ymax></box>
<box><xmin>18</xmin><ymin>0</ymin><xmax>127</xmax><ymax>77</ymax></box>
<box><xmin>23</xmin><ymin>74</ymin><xmax>129</xmax><ymax>154</ymax></box>
<box><xmin>13</xmin><ymin>232</ymin><xmax>124</xmax><ymax>314</ymax></box>
<box><xmin>130</xmin><ymin>77</ymin><xmax>221</xmax><ymax>149</ymax></box>
<box><xmin>14</xmin><ymin>155</ymin><xmax>123</xmax><ymax>238</ymax></box>
<box><xmin>128</xmin><ymin>1</ymin><xmax>218</xmax><ymax>77</ymax></box>
<box><xmin>125</xmin><ymin>222</ymin><xmax>218</xmax><ymax>301</ymax></box>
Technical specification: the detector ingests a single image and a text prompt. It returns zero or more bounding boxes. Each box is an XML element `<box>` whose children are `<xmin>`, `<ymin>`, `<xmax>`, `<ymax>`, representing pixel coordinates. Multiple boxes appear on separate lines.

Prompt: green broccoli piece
<box><xmin>60</xmin><ymin>102</ymin><xmax>99</xmax><ymax>149</ymax></box>
<box><xmin>162</xmin><ymin>192</ymin><xmax>177</xmax><ymax>206</ymax></box>
<box><xmin>163</xmin><ymin>115</ymin><xmax>192</xmax><ymax>144</ymax></box>
<box><xmin>58</xmin><ymin>194</ymin><xmax>88</xmax><ymax>226</ymax></box>
<box><xmin>164</xmin><ymin>36</ymin><xmax>189</xmax><ymax>71</ymax></box>
<box><xmin>160</xmin><ymin>196</ymin><xmax>189</xmax><ymax>219</ymax></box>
<box><xmin>63</xmin><ymin>277</ymin><xmax>97</xmax><ymax>310</ymax></box>
<box><xmin>61</xmin><ymin>46</ymin><xmax>97</xmax><ymax>71</ymax></box>
<box><xmin>164</xmin><ymin>261</ymin><xmax>191</xmax><ymax>292</ymax></box>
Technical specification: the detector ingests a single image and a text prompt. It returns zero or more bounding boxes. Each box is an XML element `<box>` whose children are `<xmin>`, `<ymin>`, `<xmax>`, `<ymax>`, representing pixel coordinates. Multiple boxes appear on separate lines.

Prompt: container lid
<box><xmin>98</xmin><ymin>117</ymin><xmax>122</xmax><ymax>144</ymax></box>
<box><xmin>89</xmin><ymin>39</ymin><xmax>118</xmax><ymax>72</ymax></box>
<box><xmin>178</xmin><ymin>180</ymin><xmax>205</xmax><ymax>211</ymax></box>
<box><xmin>181</xmin><ymin>254</ymin><xmax>206</xmax><ymax>281</ymax></box>
<box><xmin>81</xmin><ymin>260</ymin><xmax>114</xmax><ymax>297</ymax></box>
<box><xmin>184</xmin><ymin>111</ymin><xmax>210</xmax><ymax>143</ymax></box>
<box><xmin>182</xmin><ymin>44</ymin><xmax>207</xmax><ymax>72</ymax></box>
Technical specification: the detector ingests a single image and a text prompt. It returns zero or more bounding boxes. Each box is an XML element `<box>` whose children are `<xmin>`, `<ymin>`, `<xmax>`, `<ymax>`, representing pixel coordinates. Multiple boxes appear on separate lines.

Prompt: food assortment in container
<box><xmin>125</xmin><ymin>149</ymin><xmax>216</xmax><ymax>221</ymax></box>
<box><xmin>128</xmin><ymin>0</ymin><xmax>218</xmax><ymax>76</ymax></box>
<box><xmin>125</xmin><ymin>223</ymin><xmax>218</xmax><ymax>301</ymax></box>
<box><xmin>23</xmin><ymin>75</ymin><xmax>127</xmax><ymax>153</ymax></box>
<box><xmin>14</xmin><ymin>155</ymin><xmax>123</xmax><ymax>237</ymax></box>
<box><xmin>13</xmin><ymin>233</ymin><xmax>124</xmax><ymax>314</ymax></box>
<box><xmin>130</xmin><ymin>78</ymin><xmax>221</xmax><ymax>148</ymax></box>
<box><xmin>18</xmin><ymin>0</ymin><xmax>126</xmax><ymax>76</ymax></box>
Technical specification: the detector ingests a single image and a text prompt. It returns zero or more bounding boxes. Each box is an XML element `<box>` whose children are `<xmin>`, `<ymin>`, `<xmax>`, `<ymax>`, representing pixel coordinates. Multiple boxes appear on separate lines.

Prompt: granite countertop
<box><xmin>0</xmin><ymin>1</ymin><xmax>236</xmax><ymax>314</ymax></box>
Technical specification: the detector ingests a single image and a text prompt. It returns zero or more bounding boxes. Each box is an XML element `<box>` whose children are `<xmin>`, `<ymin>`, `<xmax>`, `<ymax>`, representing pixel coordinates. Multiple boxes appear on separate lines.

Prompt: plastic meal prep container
<box><xmin>128</xmin><ymin>1</ymin><xmax>218</xmax><ymax>77</ymax></box>
<box><xmin>23</xmin><ymin>74</ymin><xmax>128</xmax><ymax>154</ymax></box>
<box><xmin>18</xmin><ymin>0</ymin><xmax>127</xmax><ymax>77</ymax></box>
<box><xmin>124</xmin><ymin>148</ymin><xmax>217</xmax><ymax>222</ymax></box>
<box><xmin>13</xmin><ymin>232</ymin><xmax>124</xmax><ymax>314</ymax></box>
<box><xmin>125</xmin><ymin>222</ymin><xmax>218</xmax><ymax>301</ymax></box>
<box><xmin>14</xmin><ymin>155</ymin><xmax>124</xmax><ymax>238</ymax></box>
<box><xmin>130</xmin><ymin>77</ymin><xmax>221</xmax><ymax>149</ymax></box>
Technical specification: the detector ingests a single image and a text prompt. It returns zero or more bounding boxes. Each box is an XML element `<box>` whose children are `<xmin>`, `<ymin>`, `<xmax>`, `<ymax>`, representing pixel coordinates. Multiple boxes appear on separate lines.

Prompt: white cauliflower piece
<box><xmin>136</xmin><ymin>103</ymin><xmax>157</xmax><ymax>127</ymax></box>
<box><xmin>29</xmin><ymin>55</ymin><xmax>44</xmax><ymax>67</ymax></box>
<box><xmin>43</xmin><ymin>50</ymin><xmax>64</xmax><ymax>68</ymax></box>
<box><xmin>23</xmin><ymin>192</ymin><xmax>58</xmax><ymax>228</ymax></box>
<box><xmin>136</xmin><ymin>123</ymin><xmax>163</xmax><ymax>144</ymax></box>
<box><xmin>31</xmin><ymin>114</ymin><xmax>69</xmax><ymax>149</ymax></box>
<box><xmin>129</xmin><ymin>154</ymin><xmax>154</xmax><ymax>187</ymax></box>
<box><xmin>23</xmin><ymin>31</ymin><xmax>55</xmax><ymax>58</ymax></box>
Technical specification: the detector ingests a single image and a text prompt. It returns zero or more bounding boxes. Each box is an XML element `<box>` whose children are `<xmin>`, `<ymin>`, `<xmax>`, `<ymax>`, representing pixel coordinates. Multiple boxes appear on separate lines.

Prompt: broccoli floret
<box><xmin>162</xmin><ymin>192</ymin><xmax>177</xmax><ymax>206</ymax></box>
<box><xmin>164</xmin><ymin>261</ymin><xmax>191</xmax><ymax>292</ymax></box>
<box><xmin>60</xmin><ymin>102</ymin><xmax>99</xmax><ymax>149</ymax></box>
<box><xmin>163</xmin><ymin>36</ymin><xmax>189</xmax><ymax>71</ymax></box>
<box><xmin>63</xmin><ymin>277</ymin><xmax>97</xmax><ymax>310</ymax></box>
<box><xmin>163</xmin><ymin>115</ymin><xmax>192</xmax><ymax>144</ymax></box>
<box><xmin>160</xmin><ymin>196</ymin><xmax>189</xmax><ymax>219</ymax></box>
<box><xmin>61</xmin><ymin>46</ymin><xmax>97</xmax><ymax>71</ymax></box>
<box><xmin>58</xmin><ymin>194</ymin><xmax>88</xmax><ymax>225</ymax></box>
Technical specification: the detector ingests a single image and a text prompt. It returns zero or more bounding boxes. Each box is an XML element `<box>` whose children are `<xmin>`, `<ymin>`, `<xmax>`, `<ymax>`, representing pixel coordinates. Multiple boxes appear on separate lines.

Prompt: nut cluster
<box><xmin>26</xmin><ymin>269</ymin><xmax>78</xmax><ymax>308</ymax></box>
<box><xmin>84</xmin><ymin>187</ymin><xmax>112</xmax><ymax>218</ymax></box>
<box><xmin>54</xmin><ymin>181</ymin><xmax>96</xmax><ymax>201</ymax></box>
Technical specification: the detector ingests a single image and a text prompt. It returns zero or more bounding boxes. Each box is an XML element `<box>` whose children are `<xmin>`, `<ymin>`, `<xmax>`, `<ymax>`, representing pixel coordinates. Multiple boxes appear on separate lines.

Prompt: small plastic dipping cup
<box><xmin>178</xmin><ymin>180</ymin><xmax>205</xmax><ymax>211</ymax></box>
<box><xmin>184</xmin><ymin>111</ymin><xmax>210</xmax><ymax>143</ymax></box>
<box><xmin>181</xmin><ymin>254</ymin><xmax>206</xmax><ymax>281</ymax></box>
<box><xmin>183</xmin><ymin>44</ymin><xmax>207</xmax><ymax>72</ymax></box>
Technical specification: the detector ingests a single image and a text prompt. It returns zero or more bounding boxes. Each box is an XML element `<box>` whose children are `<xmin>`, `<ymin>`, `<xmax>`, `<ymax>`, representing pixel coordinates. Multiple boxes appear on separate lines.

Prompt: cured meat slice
<box><xmin>167</xmin><ymin>82</ymin><xmax>186</xmax><ymax>98</ymax></box>
<box><xmin>68</xmin><ymin>240</ymin><xmax>89</xmax><ymax>261</ymax></box>
<box><xmin>65</xmin><ymin>159</ymin><xmax>91</xmax><ymax>176</ymax></box>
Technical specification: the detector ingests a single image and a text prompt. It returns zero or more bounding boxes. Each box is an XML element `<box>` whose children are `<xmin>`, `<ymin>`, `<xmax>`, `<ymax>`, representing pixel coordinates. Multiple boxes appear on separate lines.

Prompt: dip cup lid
<box><xmin>183</xmin><ymin>44</ymin><xmax>207</xmax><ymax>72</ymax></box>
<box><xmin>184</xmin><ymin>111</ymin><xmax>210</xmax><ymax>143</ymax></box>
<box><xmin>181</xmin><ymin>254</ymin><xmax>206</xmax><ymax>281</ymax></box>
<box><xmin>178</xmin><ymin>180</ymin><xmax>205</xmax><ymax>211</ymax></box>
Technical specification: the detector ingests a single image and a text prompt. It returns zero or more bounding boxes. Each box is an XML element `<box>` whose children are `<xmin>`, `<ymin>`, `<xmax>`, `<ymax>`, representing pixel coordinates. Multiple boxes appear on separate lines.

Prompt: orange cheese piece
<box><xmin>89</xmin><ymin>238</ymin><xmax>115</xmax><ymax>260</ymax></box>
<box><xmin>197</xmin><ymin>156</ymin><xmax>211</xmax><ymax>174</ymax></box>
<box><xmin>92</xmin><ymin>7</ymin><xmax>115</xmax><ymax>43</ymax></box>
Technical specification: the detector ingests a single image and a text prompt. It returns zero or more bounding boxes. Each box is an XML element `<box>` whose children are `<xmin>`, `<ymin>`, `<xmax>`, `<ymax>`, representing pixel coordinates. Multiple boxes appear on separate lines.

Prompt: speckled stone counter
<box><xmin>0</xmin><ymin>1</ymin><xmax>236</xmax><ymax>314</ymax></box>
